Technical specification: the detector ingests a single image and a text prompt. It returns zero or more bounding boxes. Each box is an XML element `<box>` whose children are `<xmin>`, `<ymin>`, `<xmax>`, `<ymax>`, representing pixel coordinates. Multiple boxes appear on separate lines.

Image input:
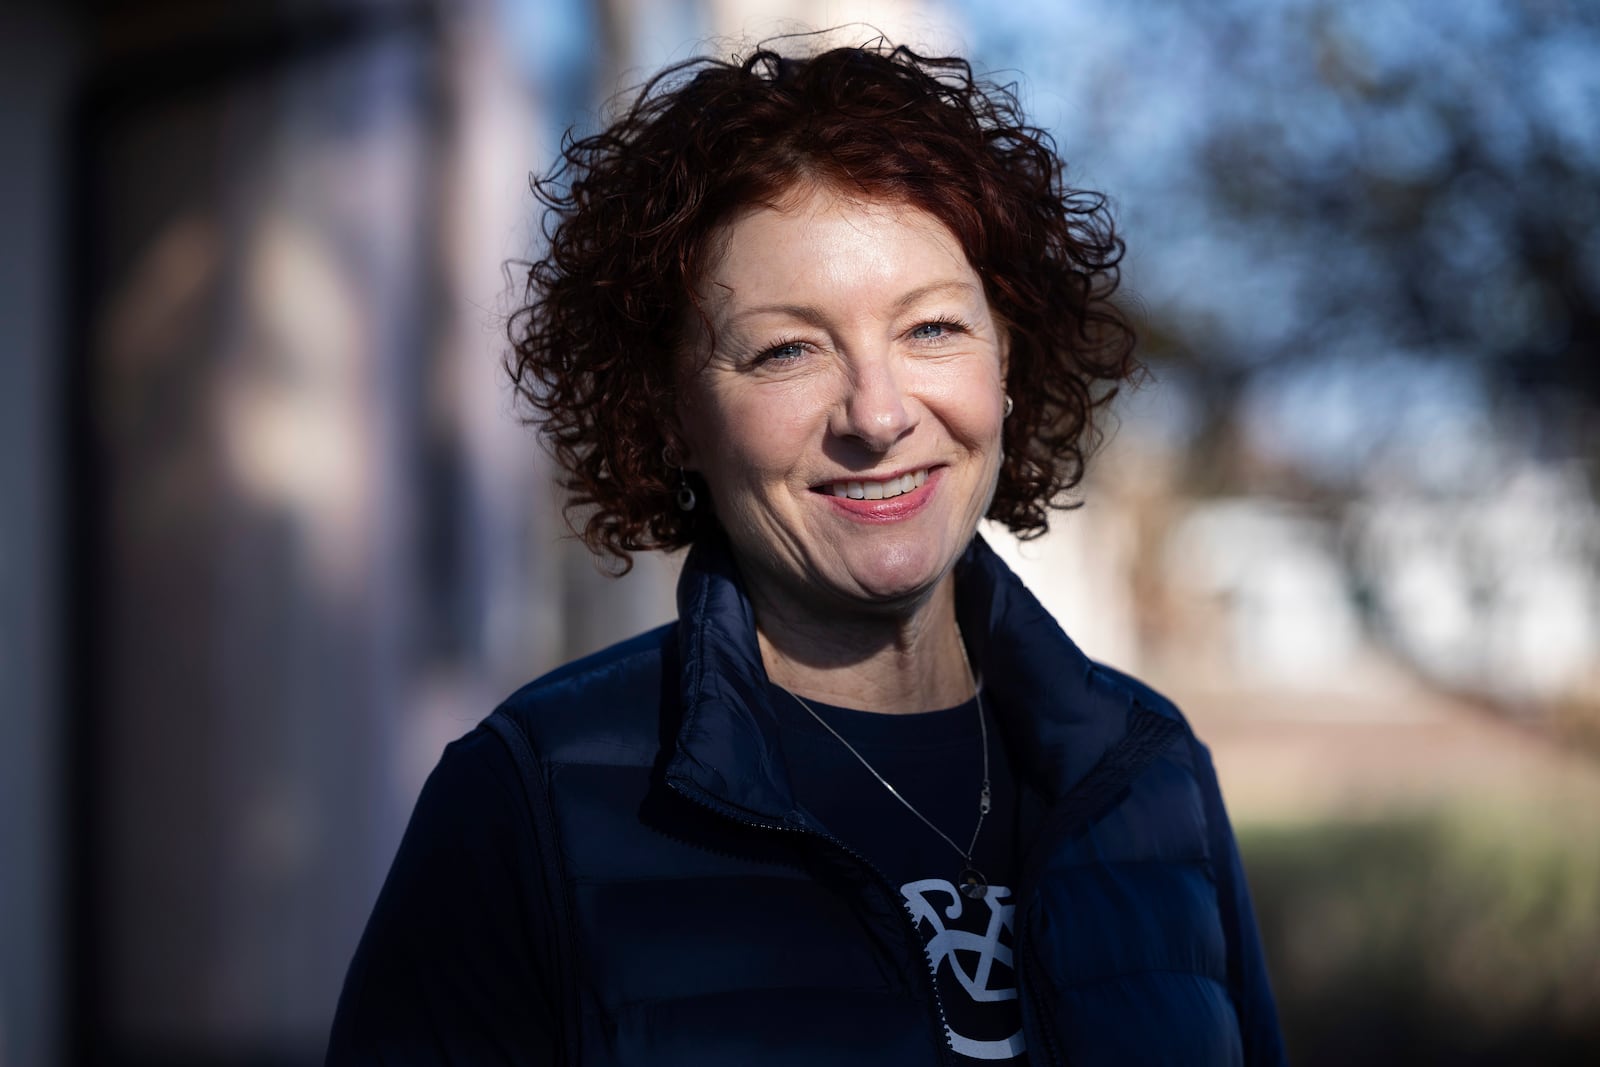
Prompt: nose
<box><xmin>830</xmin><ymin>350</ymin><xmax>915</xmax><ymax>453</ymax></box>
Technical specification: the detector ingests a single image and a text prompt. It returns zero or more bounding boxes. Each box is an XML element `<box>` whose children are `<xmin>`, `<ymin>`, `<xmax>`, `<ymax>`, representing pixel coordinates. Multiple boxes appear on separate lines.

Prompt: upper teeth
<box><xmin>828</xmin><ymin>470</ymin><xmax>929</xmax><ymax>500</ymax></box>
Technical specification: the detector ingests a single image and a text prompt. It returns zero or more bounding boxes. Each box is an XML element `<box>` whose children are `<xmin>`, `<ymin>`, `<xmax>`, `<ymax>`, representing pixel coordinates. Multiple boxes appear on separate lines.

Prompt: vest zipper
<box><xmin>667</xmin><ymin>777</ymin><xmax>960</xmax><ymax>1067</ymax></box>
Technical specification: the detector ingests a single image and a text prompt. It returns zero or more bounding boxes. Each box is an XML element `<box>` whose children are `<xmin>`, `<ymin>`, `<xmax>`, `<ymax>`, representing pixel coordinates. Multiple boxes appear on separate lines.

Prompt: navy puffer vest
<box><xmin>328</xmin><ymin>536</ymin><xmax>1286</xmax><ymax>1066</ymax></box>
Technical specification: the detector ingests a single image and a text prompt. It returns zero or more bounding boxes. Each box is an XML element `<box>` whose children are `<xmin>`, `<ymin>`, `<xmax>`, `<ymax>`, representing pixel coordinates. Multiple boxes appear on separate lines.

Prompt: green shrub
<box><xmin>1240</xmin><ymin>807</ymin><xmax>1600</xmax><ymax>1066</ymax></box>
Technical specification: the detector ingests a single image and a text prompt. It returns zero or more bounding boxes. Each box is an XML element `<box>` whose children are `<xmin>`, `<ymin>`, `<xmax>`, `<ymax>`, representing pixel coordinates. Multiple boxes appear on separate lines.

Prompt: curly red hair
<box><xmin>508</xmin><ymin>39</ymin><xmax>1140</xmax><ymax>569</ymax></box>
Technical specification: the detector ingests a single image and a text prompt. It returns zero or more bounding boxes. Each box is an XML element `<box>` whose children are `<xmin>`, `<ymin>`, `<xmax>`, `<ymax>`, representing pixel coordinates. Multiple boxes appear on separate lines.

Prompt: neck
<box><xmin>751</xmin><ymin>576</ymin><xmax>974</xmax><ymax>715</ymax></box>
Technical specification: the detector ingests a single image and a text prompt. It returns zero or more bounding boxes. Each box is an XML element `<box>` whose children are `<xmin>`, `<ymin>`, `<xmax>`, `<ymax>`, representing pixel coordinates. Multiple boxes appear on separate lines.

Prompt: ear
<box><xmin>999</xmin><ymin>330</ymin><xmax>1011</xmax><ymax>381</ymax></box>
<box><xmin>661</xmin><ymin>411</ymin><xmax>700</xmax><ymax>473</ymax></box>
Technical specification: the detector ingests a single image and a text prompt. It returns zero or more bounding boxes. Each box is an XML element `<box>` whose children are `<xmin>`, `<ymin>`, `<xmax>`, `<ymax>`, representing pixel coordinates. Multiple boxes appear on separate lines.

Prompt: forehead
<box><xmin>699</xmin><ymin>184</ymin><xmax>976</xmax><ymax>309</ymax></box>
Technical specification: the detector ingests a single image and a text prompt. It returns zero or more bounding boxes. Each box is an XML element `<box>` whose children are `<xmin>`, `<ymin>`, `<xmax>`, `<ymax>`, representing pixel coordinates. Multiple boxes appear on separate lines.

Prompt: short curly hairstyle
<box><xmin>508</xmin><ymin>38</ymin><xmax>1139</xmax><ymax>569</ymax></box>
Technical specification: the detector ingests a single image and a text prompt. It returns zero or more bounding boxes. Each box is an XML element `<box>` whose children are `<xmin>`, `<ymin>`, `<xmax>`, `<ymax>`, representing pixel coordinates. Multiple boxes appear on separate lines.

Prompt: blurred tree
<box><xmin>968</xmin><ymin>0</ymin><xmax>1600</xmax><ymax>720</ymax></box>
<box><xmin>1150</xmin><ymin>0</ymin><xmax>1600</xmax><ymax>490</ymax></box>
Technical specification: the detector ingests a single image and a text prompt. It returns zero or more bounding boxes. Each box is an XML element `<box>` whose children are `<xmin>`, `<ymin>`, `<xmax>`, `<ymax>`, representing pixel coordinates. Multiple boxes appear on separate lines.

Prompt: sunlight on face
<box><xmin>676</xmin><ymin>183</ymin><xmax>1009</xmax><ymax>624</ymax></box>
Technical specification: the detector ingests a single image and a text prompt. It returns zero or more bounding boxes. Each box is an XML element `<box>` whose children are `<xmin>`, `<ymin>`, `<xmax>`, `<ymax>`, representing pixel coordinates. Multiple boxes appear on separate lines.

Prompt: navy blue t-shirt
<box><xmin>771</xmin><ymin>685</ymin><xmax>1028</xmax><ymax>1064</ymax></box>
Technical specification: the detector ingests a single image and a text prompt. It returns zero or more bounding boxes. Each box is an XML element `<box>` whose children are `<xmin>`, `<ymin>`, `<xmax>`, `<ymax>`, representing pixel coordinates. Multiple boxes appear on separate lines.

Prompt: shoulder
<box><xmin>330</xmin><ymin>723</ymin><xmax>565</xmax><ymax>1058</ymax></box>
<box><xmin>1083</xmin><ymin>659</ymin><xmax>1221</xmax><ymax>782</ymax></box>
<box><xmin>1084</xmin><ymin>659</ymin><xmax>1194</xmax><ymax>735</ymax></box>
<box><xmin>490</xmin><ymin>621</ymin><xmax>677</xmax><ymax>769</ymax></box>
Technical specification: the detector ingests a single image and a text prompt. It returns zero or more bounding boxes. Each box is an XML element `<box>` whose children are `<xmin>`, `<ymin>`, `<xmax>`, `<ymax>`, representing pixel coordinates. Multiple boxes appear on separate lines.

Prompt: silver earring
<box><xmin>663</xmin><ymin>444</ymin><xmax>696</xmax><ymax>511</ymax></box>
<box><xmin>1003</xmin><ymin>393</ymin><xmax>1014</xmax><ymax>419</ymax></box>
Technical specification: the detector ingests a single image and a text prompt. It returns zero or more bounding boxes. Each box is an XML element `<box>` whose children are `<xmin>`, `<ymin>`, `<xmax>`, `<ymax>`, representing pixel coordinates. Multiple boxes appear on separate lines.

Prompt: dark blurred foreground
<box><xmin>1250</xmin><ymin>815</ymin><xmax>1600</xmax><ymax>1067</ymax></box>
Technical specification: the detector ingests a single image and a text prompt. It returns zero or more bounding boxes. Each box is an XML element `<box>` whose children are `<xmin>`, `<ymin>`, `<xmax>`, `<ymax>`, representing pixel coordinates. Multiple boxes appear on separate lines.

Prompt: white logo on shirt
<box><xmin>901</xmin><ymin>878</ymin><xmax>1027</xmax><ymax>1060</ymax></box>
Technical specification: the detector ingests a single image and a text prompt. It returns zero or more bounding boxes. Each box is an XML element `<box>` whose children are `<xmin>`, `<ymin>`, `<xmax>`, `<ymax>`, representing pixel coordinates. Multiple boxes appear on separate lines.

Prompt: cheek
<box><xmin>924</xmin><ymin>372</ymin><xmax>1005</xmax><ymax>444</ymax></box>
<box><xmin>709</xmin><ymin>385</ymin><xmax>821</xmax><ymax>472</ymax></box>
<box><xmin>687</xmin><ymin>398</ymin><xmax>799</xmax><ymax>491</ymax></box>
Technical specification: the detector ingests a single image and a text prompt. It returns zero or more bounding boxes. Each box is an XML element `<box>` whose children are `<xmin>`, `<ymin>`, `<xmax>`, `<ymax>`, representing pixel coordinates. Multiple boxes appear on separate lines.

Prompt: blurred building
<box><xmin>4</xmin><ymin>2</ymin><xmax>657</xmax><ymax>1064</ymax></box>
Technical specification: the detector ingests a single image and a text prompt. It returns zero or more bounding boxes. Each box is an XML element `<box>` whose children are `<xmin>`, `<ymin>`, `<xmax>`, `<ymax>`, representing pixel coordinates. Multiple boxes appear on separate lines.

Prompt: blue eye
<box><xmin>911</xmin><ymin>320</ymin><xmax>962</xmax><ymax>341</ymax></box>
<box><xmin>758</xmin><ymin>339</ymin><xmax>807</xmax><ymax>364</ymax></box>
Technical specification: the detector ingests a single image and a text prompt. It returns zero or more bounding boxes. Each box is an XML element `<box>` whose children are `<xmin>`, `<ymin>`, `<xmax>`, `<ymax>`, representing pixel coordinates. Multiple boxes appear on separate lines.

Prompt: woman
<box><xmin>328</xmin><ymin>40</ymin><xmax>1286</xmax><ymax>1066</ymax></box>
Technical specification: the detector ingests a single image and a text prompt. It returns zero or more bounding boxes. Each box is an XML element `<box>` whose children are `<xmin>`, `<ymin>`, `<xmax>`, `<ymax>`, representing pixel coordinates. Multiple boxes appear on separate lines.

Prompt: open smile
<box><xmin>816</xmin><ymin>468</ymin><xmax>931</xmax><ymax>500</ymax></box>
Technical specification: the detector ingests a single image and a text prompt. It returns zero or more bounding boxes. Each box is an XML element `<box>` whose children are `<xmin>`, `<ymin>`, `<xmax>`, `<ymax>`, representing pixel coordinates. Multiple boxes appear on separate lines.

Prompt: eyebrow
<box><xmin>721</xmin><ymin>280</ymin><xmax>981</xmax><ymax>329</ymax></box>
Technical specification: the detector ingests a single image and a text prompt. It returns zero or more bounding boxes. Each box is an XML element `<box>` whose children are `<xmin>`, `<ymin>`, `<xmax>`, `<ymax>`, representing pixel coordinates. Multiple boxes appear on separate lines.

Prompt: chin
<box><xmin>834</xmin><ymin>540</ymin><xmax>955</xmax><ymax>607</ymax></box>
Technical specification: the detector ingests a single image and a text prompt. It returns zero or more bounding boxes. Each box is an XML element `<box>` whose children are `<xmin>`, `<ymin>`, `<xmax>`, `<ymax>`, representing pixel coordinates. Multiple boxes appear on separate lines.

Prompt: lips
<box><xmin>820</xmin><ymin>468</ymin><xmax>930</xmax><ymax>500</ymax></box>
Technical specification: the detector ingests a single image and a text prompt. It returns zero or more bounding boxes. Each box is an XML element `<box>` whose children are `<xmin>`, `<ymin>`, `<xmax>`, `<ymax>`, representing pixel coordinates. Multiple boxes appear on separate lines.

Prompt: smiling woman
<box><xmin>327</xmin><ymin>38</ymin><xmax>1287</xmax><ymax>1067</ymax></box>
<box><xmin>677</xmin><ymin>187</ymin><xmax>1010</xmax><ymax>709</ymax></box>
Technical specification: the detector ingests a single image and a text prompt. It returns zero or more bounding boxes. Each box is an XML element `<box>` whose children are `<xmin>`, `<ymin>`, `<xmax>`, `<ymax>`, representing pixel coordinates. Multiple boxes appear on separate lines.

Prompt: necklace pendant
<box><xmin>958</xmin><ymin>866</ymin><xmax>988</xmax><ymax>900</ymax></box>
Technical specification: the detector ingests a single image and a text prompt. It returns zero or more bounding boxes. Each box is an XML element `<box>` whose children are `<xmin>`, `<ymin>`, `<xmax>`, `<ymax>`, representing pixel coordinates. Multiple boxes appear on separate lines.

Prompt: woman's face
<box><xmin>676</xmin><ymin>183</ymin><xmax>1009</xmax><ymax>622</ymax></box>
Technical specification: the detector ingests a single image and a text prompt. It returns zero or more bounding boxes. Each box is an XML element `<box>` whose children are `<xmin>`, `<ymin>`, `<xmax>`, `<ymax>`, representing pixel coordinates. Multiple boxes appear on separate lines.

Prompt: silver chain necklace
<box><xmin>782</xmin><ymin>635</ymin><xmax>993</xmax><ymax>900</ymax></box>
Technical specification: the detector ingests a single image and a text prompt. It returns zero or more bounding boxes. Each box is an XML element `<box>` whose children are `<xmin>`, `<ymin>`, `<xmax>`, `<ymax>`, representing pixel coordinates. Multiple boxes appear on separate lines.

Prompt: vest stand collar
<box><xmin>664</xmin><ymin>531</ymin><xmax>1153</xmax><ymax>821</ymax></box>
